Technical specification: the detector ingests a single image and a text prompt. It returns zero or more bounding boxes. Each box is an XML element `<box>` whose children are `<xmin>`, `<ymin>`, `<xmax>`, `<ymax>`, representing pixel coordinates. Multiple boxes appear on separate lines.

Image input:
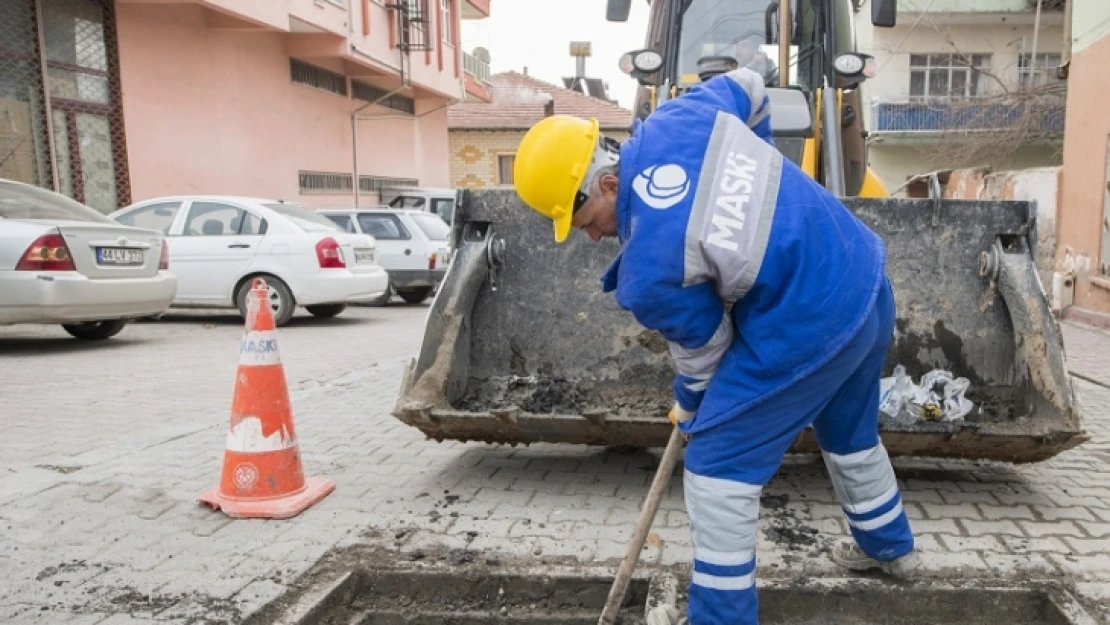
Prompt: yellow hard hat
<box><xmin>513</xmin><ymin>114</ymin><xmax>617</xmax><ymax>243</ymax></box>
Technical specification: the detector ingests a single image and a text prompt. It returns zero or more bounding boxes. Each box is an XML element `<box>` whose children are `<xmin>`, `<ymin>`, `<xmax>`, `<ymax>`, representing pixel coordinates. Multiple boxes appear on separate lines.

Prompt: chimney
<box><xmin>523</xmin><ymin>66</ymin><xmax>528</xmax><ymax>76</ymax></box>
<box><xmin>570</xmin><ymin>41</ymin><xmax>591</xmax><ymax>81</ymax></box>
<box><xmin>544</xmin><ymin>98</ymin><xmax>554</xmax><ymax>117</ymax></box>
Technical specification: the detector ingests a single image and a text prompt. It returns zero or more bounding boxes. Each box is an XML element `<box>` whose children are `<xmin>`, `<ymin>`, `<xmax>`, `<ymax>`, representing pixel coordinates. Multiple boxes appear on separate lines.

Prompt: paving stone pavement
<box><xmin>1</xmin><ymin>315</ymin><xmax>1109</xmax><ymax>624</ymax></box>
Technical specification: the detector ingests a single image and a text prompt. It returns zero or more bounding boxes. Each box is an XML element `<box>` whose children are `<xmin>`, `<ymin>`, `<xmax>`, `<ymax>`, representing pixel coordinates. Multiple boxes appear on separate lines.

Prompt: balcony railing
<box><xmin>897</xmin><ymin>0</ymin><xmax>1065</xmax><ymax>14</ymax></box>
<box><xmin>871</xmin><ymin>97</ymin><xmax>1066</xmax><ymax>135</ymax></box>
<box><xmin>463</xmin><ymin>51</ymin><xmax>490</xmax><ymax>83</ymax></box>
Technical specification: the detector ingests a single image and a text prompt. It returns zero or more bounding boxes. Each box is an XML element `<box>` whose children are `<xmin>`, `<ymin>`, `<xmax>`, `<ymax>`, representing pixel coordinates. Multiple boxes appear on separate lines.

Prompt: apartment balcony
<box><xmin>869</xmin><ymin>97</ymin><xmax>1066</xmax><ymax>143</ymax></box>
<box><xmin>896</xmin><ymin>0</ymin><xmax>1066</xmax><ymax>25</ymax></box>
<box><xmin>463</xmin><ymin>50</ymin><xmax>491</xmax><ymax>101</ymax></box>
<box><xmin>462</xmin><ymin>0</ymin><xmax>491</xmax><ymax>19</ymax></box>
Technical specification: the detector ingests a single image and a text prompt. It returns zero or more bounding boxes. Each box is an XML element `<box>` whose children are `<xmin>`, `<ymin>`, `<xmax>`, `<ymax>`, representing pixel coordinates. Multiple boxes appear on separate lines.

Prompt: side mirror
<box><xmin>607</xmin><ymin>0</ymin><xmax>632</xmax><ymax>22</ymax></box>
<box><xmin>766</xmin><ymin>87</ymin><xmax>813</xmax><ymax>138</ymax></box>
<box><xmin>871</xmin><ymin>0</ymin><xmax>896</xmax><ymax>27</ymax></box>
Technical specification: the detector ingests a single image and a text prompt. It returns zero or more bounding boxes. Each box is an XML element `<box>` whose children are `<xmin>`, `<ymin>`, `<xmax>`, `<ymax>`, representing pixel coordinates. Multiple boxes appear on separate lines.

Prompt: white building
<box><xmin>855</xmin><ymin>0</ymin><xmax>1068</xmax><ymax>195</ymax></box>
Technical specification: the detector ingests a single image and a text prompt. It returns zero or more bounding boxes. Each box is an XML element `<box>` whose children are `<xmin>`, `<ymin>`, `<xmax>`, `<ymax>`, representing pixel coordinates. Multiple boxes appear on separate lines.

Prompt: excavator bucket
<box><xmin>392</xmin><ymin>190</ymin><xmax>1088</xmax><ymax>463</ymax></box>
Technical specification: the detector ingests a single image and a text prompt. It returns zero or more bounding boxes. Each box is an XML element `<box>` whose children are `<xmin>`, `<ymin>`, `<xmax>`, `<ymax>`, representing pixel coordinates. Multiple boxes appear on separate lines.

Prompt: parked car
<box><xmin>317</xmin><ymin>208</ymin><xmax>452</xmax><ymax>306</ymax></box>
<box><xmin>0</xmin><ymin>179</ymin><xmax>177</xmax><ymax>339</ymax></box>
<box><xmin>109</xmin><ymin>195</ymin><xmax>388</xmax><ymax>326</ymax></box>
<box><xmin>380</xmin><ymin>187</ymin><xmax>457</xmax><ymax>225</ymax></box>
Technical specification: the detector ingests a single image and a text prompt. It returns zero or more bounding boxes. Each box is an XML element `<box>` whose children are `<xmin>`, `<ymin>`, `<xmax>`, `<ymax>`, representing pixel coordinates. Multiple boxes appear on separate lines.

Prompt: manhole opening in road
<box><xmin>267</xmin><ymin>567</ymin><xmax>650</xmax><ymax>624</ymax></box>
<box><xmin>256</xmin><ymin>561</ymin><xmax>1097</xmax><ymax>625</ymax></box>
<box><xmin>755</xmin><ymin>582</ymin><xmax>1096</xmax><ymax>625</ymax></box>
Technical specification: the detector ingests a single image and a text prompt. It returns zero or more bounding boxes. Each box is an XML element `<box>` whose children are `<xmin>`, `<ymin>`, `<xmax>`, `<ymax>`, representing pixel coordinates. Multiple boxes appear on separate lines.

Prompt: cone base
<box><xmin>198</xmin><ymin>476</ymin><xmax>335</xmax><ymax>520</ymax></box>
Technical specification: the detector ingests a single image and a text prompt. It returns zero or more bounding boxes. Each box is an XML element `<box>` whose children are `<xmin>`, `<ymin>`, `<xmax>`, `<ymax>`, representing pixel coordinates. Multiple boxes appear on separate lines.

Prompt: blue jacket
<box><xmin>600</xmin><ymin>68</ymin><xmax>887</xmax><ymax>434</ymax></box>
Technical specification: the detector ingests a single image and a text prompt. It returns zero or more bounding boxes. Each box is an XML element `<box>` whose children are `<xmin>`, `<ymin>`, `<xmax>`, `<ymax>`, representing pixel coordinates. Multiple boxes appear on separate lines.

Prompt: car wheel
<box><xmin>305</xmin><ymin>304</ymin><xmax>347</xmax><ymax>318</ymax></box>
<box><xmin>398</xmin><ymin>286</ymin><xmax>433</xmax><ymax>305</ymax></box>
<box><xmin>236</xmin><ymin>276</ymin><xmax>296</xmax><ymax>327</ymax></box>
<box><xmin>62</xmin><ymin>319</ymin><xmax>128</xmax><ymax>340</ymax></box>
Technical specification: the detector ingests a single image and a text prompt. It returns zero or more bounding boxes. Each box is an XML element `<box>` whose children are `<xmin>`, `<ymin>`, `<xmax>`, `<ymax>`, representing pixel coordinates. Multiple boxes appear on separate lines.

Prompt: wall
<box><xmin>940</xmin><ymin>166</ymin><xmax>1061</xmax><ymax>292</ymax></box>
<box><xmin>1072</xmin><ymin>0</ymin><xmax>1110</xmax><ymax>53</ymax></box>
<box><xmin>115</xmin><ymin>3</ymin><xmax>449</xmax><ymax>208</ymax></box>
<box><xmin>448</xmin><ymin>128</ymin><xmax>630</xmax><ymax>189</ymax></box>
<box><xmin>897</xmin><ymin>0</ymin><xmax>1036</xmax><ymax>12</ymax></box>
<box><xmin>1056</xmin><ymin>15</ymin><xmax>1110</xmax><ymax>313</ymax></box>
<box><xmin>868</xmin><ymin>143</ymin><xmax>1062</xmax><ymax>196</ymax></box>
<box><xmin>449</xmin><ymin>130</ymin><xmax>524</xmax><ymax>189</ymax></box>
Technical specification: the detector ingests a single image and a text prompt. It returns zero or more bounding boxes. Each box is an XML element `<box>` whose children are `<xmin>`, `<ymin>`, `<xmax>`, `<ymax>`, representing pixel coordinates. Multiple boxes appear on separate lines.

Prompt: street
<box><xmin>2</xmin><ymin>306</ymin><xmax>1110</xmax><ymax>624</ymax></box>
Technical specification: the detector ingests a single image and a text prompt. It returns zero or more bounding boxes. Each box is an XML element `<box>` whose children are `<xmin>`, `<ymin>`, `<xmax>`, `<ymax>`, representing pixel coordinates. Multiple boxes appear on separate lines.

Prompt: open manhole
<box><xmin>268</xmin><ymin>568</ymin><xmax>648</xmax><ymax>624</ymax></box>
<box><xmin>756</xmin><ymin>580</ymin><xmax>1098</xmax><ymax>625</ymax></box>
<box><xmin>257</xmin><ymin>566</ymin><xmax>1098</xmax><ymax>625</ymax></box>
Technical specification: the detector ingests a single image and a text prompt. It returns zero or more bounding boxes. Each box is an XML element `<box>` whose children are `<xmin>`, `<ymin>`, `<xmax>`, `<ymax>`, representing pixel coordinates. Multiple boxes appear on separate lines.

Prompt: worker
<box><xmin>511</xmin><ymin>67</ymin><xmax>919</xmax><ymax>624</ymax></box>
<box><xmin>733</xmin><ymin>35</ymin><xmax>775</xmax><ymax>82</ymax></box>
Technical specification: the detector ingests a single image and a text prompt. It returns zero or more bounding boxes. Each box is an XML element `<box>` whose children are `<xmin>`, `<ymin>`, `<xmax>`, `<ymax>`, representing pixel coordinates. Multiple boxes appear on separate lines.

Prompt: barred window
<box><xmin>352</xmin><ymin>80</ymin><xmax>416</xmax><ymax>114</ymax></box>
<box><xmin>290</xmin><ymin>59</ymin><xmax>348</xmax><ymax>96</ymax></box>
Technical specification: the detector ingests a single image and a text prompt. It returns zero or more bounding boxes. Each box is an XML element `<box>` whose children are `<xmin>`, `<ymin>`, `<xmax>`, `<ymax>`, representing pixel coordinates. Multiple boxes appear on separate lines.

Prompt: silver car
<box><xmin>0</xmin><ymin>179</ymin><xmax>178</xmax><ymax>340</ymax></box>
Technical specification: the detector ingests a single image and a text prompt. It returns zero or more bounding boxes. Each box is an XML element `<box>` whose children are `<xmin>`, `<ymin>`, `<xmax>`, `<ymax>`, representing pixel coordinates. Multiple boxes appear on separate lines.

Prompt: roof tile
<box><xmin>448</xmin><ymin>71</ymin><xmax>634</xmax><ymax>131</ymax></box>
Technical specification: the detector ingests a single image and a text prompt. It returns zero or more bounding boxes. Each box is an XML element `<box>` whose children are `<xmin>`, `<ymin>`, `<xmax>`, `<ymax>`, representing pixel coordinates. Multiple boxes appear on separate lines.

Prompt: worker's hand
<box><xmin>668</xmin><ymin>403</ymin><xmax>694</xmax><ymax>427</ymax></box>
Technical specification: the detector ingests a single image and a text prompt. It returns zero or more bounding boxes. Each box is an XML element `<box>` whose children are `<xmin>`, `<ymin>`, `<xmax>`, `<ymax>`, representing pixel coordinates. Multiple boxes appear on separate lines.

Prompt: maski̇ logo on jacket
<box><xmin>632</xmin><ymin>164</ymin><xmax>690</xmax><ymax>210</ymax></box>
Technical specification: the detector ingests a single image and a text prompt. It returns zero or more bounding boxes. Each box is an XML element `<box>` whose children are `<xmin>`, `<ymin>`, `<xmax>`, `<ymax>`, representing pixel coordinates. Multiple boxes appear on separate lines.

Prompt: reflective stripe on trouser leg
<box><xmin>823</xmin><ymin>443</ymin><xmax>914</xmax><ymax>561</ymax></box>
<box><xmin>684</xmin><ymin>470</ymin><xmax>760</xmax><ymax>625</ymax></box>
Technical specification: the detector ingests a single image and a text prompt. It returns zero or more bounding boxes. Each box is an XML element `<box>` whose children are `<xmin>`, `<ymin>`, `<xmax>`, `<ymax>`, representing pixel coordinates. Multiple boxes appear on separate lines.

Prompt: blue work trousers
<box><xmin>682</xmin><ymin>278</ymin><xmax>915</xmax><ymax>625</ymax></box>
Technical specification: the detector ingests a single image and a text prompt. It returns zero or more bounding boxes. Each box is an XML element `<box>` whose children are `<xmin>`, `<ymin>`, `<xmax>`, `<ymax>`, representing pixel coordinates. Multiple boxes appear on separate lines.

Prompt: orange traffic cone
<box><xmin>199</xmin><ymin>278</ymin><xmax>335</xmax><ymax>519</ymax></box>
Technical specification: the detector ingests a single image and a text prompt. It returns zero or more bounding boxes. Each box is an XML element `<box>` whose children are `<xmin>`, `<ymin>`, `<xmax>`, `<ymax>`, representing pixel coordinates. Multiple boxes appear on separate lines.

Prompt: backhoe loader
<box><xmin>390</xmin><ymin>0</ymin><xmax>1087</xmax><ymax>463</ymax></box>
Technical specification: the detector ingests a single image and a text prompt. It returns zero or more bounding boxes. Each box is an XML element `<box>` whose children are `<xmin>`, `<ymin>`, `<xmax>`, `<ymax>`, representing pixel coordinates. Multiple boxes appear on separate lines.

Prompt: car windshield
<box><xmin>0</xmin><ymin>181</ymin><xmax>115</xmax><ymax>223</ymax></box>
<box><xmin>410</xmin><ymin>212</ymin><xmax>451</xmax><ymax>241</ymax></box>
<box><xmin>263</xmin><ymin>202</ymin><xmax>343</xmax><ymax>232</ymax></box>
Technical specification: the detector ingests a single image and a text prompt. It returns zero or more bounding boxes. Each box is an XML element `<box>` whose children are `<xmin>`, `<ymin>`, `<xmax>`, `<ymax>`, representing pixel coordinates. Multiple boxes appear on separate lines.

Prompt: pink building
<box><xmin>0</xmin><ymin>0</ymin><xmax>492</xmax><ymax>213</ymax></box>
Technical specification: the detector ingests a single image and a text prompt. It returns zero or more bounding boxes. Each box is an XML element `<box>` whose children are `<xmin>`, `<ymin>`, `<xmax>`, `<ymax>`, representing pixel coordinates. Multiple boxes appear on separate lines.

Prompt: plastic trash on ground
<box><xmin>879</xmin><ymin>365</ymin><xmax>975</xmax><ymax>423</ymax></box>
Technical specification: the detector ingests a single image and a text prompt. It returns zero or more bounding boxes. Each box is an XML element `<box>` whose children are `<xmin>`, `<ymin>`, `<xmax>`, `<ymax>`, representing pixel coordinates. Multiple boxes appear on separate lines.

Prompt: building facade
<box><xmin>855</xmin><ymin>0</ymin><xmax>1067</xmax><ymax>194</ymax></box>
<box><xmin>0</xmin><ymin>0</ymin><xmax>492</xmax><ymax>213</ymax></box>
<box><xmin>1056</xmin><ymin>0</ymin><xmax>1110</xmax><ymax>314</ymax></box>
<box><xmin>446</xmin><ymin>71</ymin><xmax>631</xmax><ymax>190</ymax></box>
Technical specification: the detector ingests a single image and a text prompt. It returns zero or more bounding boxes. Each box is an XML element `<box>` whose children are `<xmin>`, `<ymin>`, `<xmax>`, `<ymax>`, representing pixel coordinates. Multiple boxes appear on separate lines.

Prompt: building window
<box><xmin>352</xmin><ymin>80</ymin><xmax>416</xmax><ymax>114</ymax></box>
<box><xmin>1019</xmin><ymin>53</ymin><xmax>1063</xmax><ymax>90</ymax></box>
<box><xmin>497</xmin><ymin>154</ymin><xmax>515</xmax><ymax>185</ymax></box>
<box><xmin>909</xmin><ymin>54</ymin><xmax>991</xmax><ymax>101</ymax></box>
<box><xmin>298</xmin><ymin>170</ymin><xmax>419</xmax><ymax>194</ymax></box>
<box><xmin>440</xmin><ymin>0</ymin><xmax>452</xmax><ymax>45</ymax></box>
<box><xmin>290</xmin><ymin>59</ymin><xmax>348</xmax><ymax>96</ymax></box>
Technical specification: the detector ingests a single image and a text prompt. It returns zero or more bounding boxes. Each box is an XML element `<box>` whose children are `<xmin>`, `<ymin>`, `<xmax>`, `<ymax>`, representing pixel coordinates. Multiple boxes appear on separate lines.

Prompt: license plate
<box><xmin>354</xmin><ymin>249</ymin><xmax>375</xmax><ymax>264</ymax></box>
<box><xmin>97</xmin><ymin>247</ymin><xmax>143</xmax><ymax>266</ymax></box>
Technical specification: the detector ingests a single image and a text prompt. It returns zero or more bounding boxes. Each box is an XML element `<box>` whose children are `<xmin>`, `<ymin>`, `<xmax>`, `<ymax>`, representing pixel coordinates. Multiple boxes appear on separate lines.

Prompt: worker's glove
<box><xmin>668</xmin><ymin>403</ymin><xmax>694</xmax><ymax>427</ymax></box>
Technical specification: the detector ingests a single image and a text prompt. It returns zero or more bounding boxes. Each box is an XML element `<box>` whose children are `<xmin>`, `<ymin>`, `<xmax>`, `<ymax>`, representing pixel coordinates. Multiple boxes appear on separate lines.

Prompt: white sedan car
<box><xmin>0</xmin><ymin>179</ymin><xmax>177</xmax><ymax>340</ymax></box>
<box><xmin>110</xmin><ymin>195</ymin><xmax>388</xmax><ymax>326</ymax></box>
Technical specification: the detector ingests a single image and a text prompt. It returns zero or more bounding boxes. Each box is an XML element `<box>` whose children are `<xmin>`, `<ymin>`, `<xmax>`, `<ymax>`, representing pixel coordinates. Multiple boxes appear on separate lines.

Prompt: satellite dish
<box><xmin>473</xmin><ymin>47</ymin><xmax>491</xmax><ymax>63</ymax></box>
